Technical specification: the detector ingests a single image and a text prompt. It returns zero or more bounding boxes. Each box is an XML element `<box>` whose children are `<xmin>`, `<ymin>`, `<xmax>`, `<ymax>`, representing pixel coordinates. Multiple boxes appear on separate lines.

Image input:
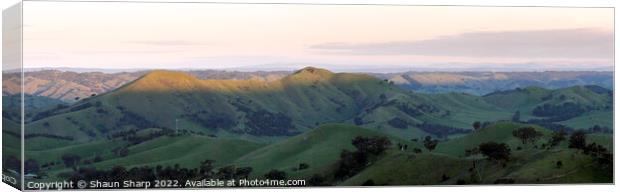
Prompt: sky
<box><xmin>21</xmin><ymin>1</ymin><xmax>614</xmax><ymax>72</ymax></box>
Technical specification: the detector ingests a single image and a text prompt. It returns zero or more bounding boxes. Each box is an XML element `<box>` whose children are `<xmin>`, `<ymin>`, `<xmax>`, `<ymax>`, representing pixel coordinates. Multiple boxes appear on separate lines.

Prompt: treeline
<box><xmin>417</xmin><ymin>122</ymin><xmax>471</xmax><ymax>138</ymax></box>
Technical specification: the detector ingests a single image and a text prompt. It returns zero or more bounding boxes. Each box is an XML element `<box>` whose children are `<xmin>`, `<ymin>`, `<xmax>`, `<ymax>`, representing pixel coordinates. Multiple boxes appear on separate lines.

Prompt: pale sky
<box><xmin>22</xmin><ymin>1</ymin><xmax>614</xmax><ymax>72</ymax></box>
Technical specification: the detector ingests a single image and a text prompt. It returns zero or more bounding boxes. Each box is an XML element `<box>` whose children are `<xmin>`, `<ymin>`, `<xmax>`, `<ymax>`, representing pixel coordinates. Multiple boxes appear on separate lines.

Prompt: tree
<box><xmin>264</xmin><ymin>169</ymin><xmax>286</xmax><ymax>180</ymax></box>
<box><xmin>568</xmin><ymin>131</ymin><xmax>586</xmax><ymax>149</ymax></box>
<box><xmin>199</xmin><ymin>159</ymin><xmax>215</xmax><ymax>178</ymax></box>
<box><xmin>234</xmin><ymin>167</ymin><xmax>253</xmax><ymax>179</ymax></box>
<box><xmin>119</xmin><ymin>147</ymin><xmax>130</xmax><ymax>157</ymax></box>
<box><xmin>298</xmin><ymin>163</ymin><xmax>309</xmax><ymax>170</ymax></box>
<box><xmin>351</xmin><ymin>136</ymin><xmax>391</xmax><ymax>155</ymax></box>
<box><xmin>423</xmin><ymin>136</ymin><xmax>439</xmax><ymax>152</ymax></box>
<box><xmin>548</xmin><ymin>130</ymin><xmax>567</xmax><ymax>147</ymax></box>
<box><xmin>308</xmin><ymin>174</ymin><xmax>327</xmax><ymax>186</ymax></box>
<box><xmin>556</xmin><ymin>161</ymin><xmax>563</xmax><ymax>168</ymax></box>
<box><xmin>472</xmin><ymin>121</ymin><xmax>481</xmax><ymax>131</ymax></box>
<box><xmin>512</xmin><ymin>127</ymin><xmax>543</xmax><ymax>145</ymax></box>
<box><xmin>335</xmin><ymin>149</ymin><xmax>368</xmax><ymax>179</ymax></box>
<box><xmin>61</xmin><ymin>153</ymin><xmax>81</xmax><ymax>169</ymax></box>
<box><xmin>478</xmin><ymin>142</ymin><xmax>511</xmax><ymax>162</ymax></box>
<box><xmin>216</xmin><ymin>165</ymin><xmax>236</xmax><ymax>180</ymax></box>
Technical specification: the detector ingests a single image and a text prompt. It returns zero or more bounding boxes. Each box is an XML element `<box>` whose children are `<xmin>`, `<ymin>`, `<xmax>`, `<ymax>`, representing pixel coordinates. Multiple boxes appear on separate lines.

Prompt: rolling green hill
<box><xmin>24</xmin><ymin>67</ymin><xmax>516</xmax><ymax>145</ymax></box>
<box><xmin>342</xmin><ymin>122</ymin><xmax>612</xmax><ymax>185</ymax></box>
<box><xmin>8</xmin><ymin>67</ymin><xmax>612</xmax><ymax>187</ymax></box>
<box><xmin>232</xmin><ymin>124</ymin><xmax>419</xmax><ymax>178</ymax></box>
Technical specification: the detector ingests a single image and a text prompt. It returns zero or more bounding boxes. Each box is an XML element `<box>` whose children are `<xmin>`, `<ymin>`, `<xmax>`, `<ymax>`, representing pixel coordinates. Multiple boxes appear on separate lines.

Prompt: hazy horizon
<box><xmin>7</xmin><ymin>64</ymin><xmax>614</xmax><ymax>74</ymax></box>
<box><xmin>17</xmin><ymin>2</ymin><xmax>613</xmax><ymax>72</ymax></box>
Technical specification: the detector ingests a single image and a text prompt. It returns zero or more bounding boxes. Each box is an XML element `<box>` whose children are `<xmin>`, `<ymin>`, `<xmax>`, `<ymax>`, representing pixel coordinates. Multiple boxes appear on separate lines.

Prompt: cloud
<box><xmin>127</xmin><ymin>40</ymin><xmax>210</xmax><ymax>46</ymax></box>
<box><xmin>309</xmin><ymin>28</ymin><xmax>613</xmax><ymax>59</ymax></box>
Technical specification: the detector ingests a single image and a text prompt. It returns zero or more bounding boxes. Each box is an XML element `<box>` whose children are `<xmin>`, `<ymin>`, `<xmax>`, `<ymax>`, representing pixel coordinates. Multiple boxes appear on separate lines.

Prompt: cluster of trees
<box><xmin>69</xmin><ymin>102</ymin><xmax>94</xmax><ymax>112</ymax></box>
<box><xmin>117</xmin><ymin>108</ymin><xmax>155</xmax><ymax>130</ymax></box>
<box><xmin>245</xmin><ymin>109</ymin><xmax>296</xmax><ymax>136</ymax></box>
<box><xmin>387</xmin><ymin>117</ymin><xmax>410</xmax><ymax>129</ymax></box>
<box><xmin>532</xmin><ymin>102</ymin><xmax>585</xmax><ymax>120</ymax></box>
<box><xmin>109</xmin><ymin>128</ymin><xmax>175</xmax><ymax>145</ymax></box>
<box><xmin>417</xmin><ymin>122</ymin><xmax>471</xmax><ymax>138</ymax></box>
<box><xmin>512</xmin><ymin>127</ymin><xmax>543</xmax><ymax>145</ymax></box>
<box><xmin>64</xmin><ymin>159</ymin><xmax>254</xmax><ymax>189</ymax></box>
<box><xmin>24</xmin><ymin>133</ymin><xmax>74</xmax><ymax>141</ymax></box>
<box><xmin>396</xmin><ymin>103</ymin><xmax>439</xmax><ymax>118</ymax></box>
<box><xmin>183</xmin><ymin>110</ymin><xmax>237</xmax><ymax>131</ymax></box>
<box><xmin>478</xmin><ymin>142</ymin><xmax>511</xmax><ymax>163</ymax></box>
<box><xmin>422</xmin><ymin>136</ymin><xmax>439</xmax><ymax>152</ymax></box>
<box><xmin>568</xmin><ymin>131</ymin><xmax>612</xmax><ymax>168</ymax></box>
<box><xmin>335</xmin><ymin>136</ymin><xmax>391</xmax><ymax>179</ymax></box>
<box><xmin>586</xmin><ymin>125</ymin><xmax>612</xmax><ymax>134</ymax></box>
<box><xmin>31</xmin><ymin>104</ymin><xmax>70</xmax><ymax>121</ymax></box>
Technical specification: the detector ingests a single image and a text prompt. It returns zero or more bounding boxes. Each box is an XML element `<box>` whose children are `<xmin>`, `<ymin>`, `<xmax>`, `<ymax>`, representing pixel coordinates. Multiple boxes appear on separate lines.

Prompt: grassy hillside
<box><xmin>25</xmin><ymin>67</ymin><xmax>516</xmax><ymax>144</ymax></box>
<box><xmin>233</xmin><ymin>124</ymin><xmax>419</xmax><ymax>178</ymax></box>
<box><xmin>11</xmin><ymin>67</ymin><xmax>612</xmax><ymax>187</ymax></box>
<box><xmin>435</xmin><ymin>122</ymin><xmax>551</xmax><ymax>157</ymax></box>
<box><xmin>343</xmin><ymin>122</ymin><xmax>612</xmax><ymax>185</ymax></box>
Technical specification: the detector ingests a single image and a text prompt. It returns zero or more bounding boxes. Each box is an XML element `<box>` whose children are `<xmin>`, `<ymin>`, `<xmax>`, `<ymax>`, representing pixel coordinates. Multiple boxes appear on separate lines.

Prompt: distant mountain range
<box><xmin>15</xmin><ymin>67</ymin><xmax>612</xmax><ymax>142</ymax></box>
<box><xmin>2</xmin><ymin>69</ymin><xmax>612</xmax><ymax>103</ymax></box>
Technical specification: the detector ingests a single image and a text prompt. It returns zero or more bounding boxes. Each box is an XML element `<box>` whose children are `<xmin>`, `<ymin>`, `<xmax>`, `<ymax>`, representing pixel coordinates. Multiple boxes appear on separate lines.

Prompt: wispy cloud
<box><xmin>126</xmin><ymin>40</ymin><xmax>211</xmax><ymax>46</ymax></box>
<box><xmin>309</xmin><ymin>28</ymin><xmax>613</xmax><ymax>59</ymax></box>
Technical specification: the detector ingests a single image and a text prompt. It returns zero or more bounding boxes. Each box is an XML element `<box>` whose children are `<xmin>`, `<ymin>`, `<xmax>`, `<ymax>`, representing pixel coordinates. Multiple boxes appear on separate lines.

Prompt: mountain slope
<box><xmin>232</xmin><ymin>124</ymin><xmax>419</xmax><ymax>178</ymax></box>
<box><xmin>25</xmin><ymin>67</ymin><xmax>512</xmax><ymax>144</ymax></box>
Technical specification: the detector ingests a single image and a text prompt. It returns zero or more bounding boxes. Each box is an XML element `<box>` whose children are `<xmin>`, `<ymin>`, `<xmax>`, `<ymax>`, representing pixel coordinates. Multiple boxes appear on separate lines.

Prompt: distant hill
<box><xmin>23</xmin><ymin>67</ymin><xmax>611</xmax><ymax>145</ymax></box>
<box><xmin>2</xmin><ymin>70</ymin><xmax>289</xmax><ymax>103</ymax></box>
<box><xmin>373</xmin><ymin>71</ymin><xmax>613</xmax><ymax>95</ymax></box>
<box><xmin>483</xmin><ymin>85</ymin><xmax>612</xmax><ymax>130</ymax></box>
<box><xmin>4</xmin><ymin>70</ymin><xmax>611</xmax><ymax>103</ymax></box>
<box><xmin>21</xmin><ymin>67</ymin><xmax>498</xmax><ymax>142</ymax></box>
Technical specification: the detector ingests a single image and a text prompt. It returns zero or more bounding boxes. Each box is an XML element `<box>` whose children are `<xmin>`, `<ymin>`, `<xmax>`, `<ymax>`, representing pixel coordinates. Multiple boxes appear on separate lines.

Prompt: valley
<box><xmin>1</xmin><ymin>67</ymin><xmax>613</xmax><ymax>187</ymax></box>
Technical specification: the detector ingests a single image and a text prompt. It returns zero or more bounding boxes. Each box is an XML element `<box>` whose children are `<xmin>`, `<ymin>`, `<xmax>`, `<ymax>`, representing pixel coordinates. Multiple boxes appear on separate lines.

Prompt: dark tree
<box><xmin>234</xmin><ymin>167</ymin><xmax>253</xmax><ymax>179</ymax></box>
<box><xmin>298</xmin><ymin>163</ymin><xmax>309</xmax><ymax>170</ymax></box>
<box><xmin>308</xmin><ymin>174</ymin><xmax>327</xmax><ymax>186</ymax></box>
<box><xmin>568</xmin><ymin>131</ymin><xmax>587</xmax><ymax>149</ymax></box>
<box><xmin>512</xmin><ymin>127</ymin><xmax>543</xmax><ymax>145</ymax></box>
<box><xmin>423</xmin><ymin>136</ymin><xmax>439</xmax><ymax>152</ymax></box>
<box><xmin>548</xmin><ymin>130</ymin><xmax>567</xmax><ymax>147</ymax></box>
<box><xmin>334</xmin><ymin>150</ymin><xmax>368</xmax><ymax>179</ymax></box>
<box><xmin>93</xmin><ymin>155</ymin><xmax>103</xmax><ymax>163</ymax></box>
<box><xmin>61</xmin><ymin>153</ymin><xmax>81</xmax><ymax>169</ymax></box>
<box><xmin>472</xmin><ymin>121</ymin><xmax>482</xmax><ymax>131</ymax></box>
<box><xmin>362</xmin><ymin>179</ymin><xmax>376</xmax><ymax>186</ymax></box>
<box><xmin>478</xmin><ymin>142</ymin><xmax>511</xmax><ymax>162</ymax></box>
<box><xmin>118</xmin><ymin>147</ymin><xmax>130</xmax><ymax>157</ymax></box>
<box><xmin>199</xmin><ymin>159</ymin><xmax>215</xmax><ymax>178</ymax></box>
<box><xmin>264</xmin><ymin>169</ymin><xmax>286</xmax><ymax>180</ymax></box>
<box><xmin>387</xmin><ymin>117</ymin><xmax>409</xmax><ymax>129</ymax></box>
<box><xmin>216</xmin><ymin>165</ymin><xmax>236</xmax><ymax>180</ymax></box>
<box><xmin>352</xmin><ymin>136</ymin><xmax>392</xmax><ymax>155</ymax></box>
<box><xmin>556</xmin><ymin>161</ymin><xmax>563</xmax><ymax>168</ymax></box>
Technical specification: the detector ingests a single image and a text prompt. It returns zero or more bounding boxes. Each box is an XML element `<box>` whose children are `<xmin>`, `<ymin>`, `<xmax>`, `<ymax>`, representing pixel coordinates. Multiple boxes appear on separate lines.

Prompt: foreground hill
<box><xmin>341</xmin><ymin>122</ymin><xmax>612</xmax><ymax>185</ymax></box>
<box><xmin>232</xmin><ymin>124</ymin><xmax>420</xmax><ymax>178</ymax></box>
